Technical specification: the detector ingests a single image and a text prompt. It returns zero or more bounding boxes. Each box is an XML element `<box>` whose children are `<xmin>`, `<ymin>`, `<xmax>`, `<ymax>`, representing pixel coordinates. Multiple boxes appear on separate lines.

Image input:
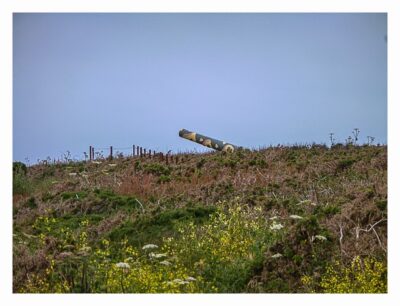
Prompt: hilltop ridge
<box><xmin>13</xmin><ymin>144</ymin><xmax>387</xmax><ymax>293</ymax></box>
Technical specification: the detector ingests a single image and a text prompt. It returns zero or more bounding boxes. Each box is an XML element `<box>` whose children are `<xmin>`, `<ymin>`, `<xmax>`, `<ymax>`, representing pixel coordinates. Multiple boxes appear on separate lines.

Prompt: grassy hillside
<box><xmin>13</xmin><ymin>144</ymin><xmax>387</xmax><ymax>293</ymax></box>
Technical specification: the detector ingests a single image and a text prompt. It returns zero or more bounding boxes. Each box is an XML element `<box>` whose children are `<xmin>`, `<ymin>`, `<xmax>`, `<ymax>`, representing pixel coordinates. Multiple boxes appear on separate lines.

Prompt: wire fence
<box><xmin>28</xmin><ymin>144</ymin><xmax>209</xmax><ymax>166</ymax></box>
<box><xmin>88</xmin><ymin>144</ymin><xmax>183</xmax><ymax>165</ymax></box>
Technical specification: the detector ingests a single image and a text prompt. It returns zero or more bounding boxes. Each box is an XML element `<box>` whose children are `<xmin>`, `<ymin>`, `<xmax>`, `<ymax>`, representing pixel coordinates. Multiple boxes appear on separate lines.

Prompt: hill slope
<box><xmin>13</xmin><ymin>144</ymin><xmax>387</xmax><ymax>293</ymax></box>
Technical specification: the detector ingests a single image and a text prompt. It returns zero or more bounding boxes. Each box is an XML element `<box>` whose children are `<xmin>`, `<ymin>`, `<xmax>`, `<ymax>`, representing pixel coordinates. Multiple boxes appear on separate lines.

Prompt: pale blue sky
<box><xmin>13</xmin><ymin>13</ymin><xmax>387</xmax><ymax>163</ymax></box>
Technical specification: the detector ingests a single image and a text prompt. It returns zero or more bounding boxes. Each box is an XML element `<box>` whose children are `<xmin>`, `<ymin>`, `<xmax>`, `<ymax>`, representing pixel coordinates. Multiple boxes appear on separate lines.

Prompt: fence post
<box><xmin>89</xmin><ymin>146</ymin><xmax>92</xmax><ymax>161</ymax></box>
<box><xmin>136</xmin><ymin>146</ymin><xmax>140</xmax><ymax>156</ymax></box>
<box><xmin>144</xmin><ymin>148</ymin><xmax>147</xmax><ymax>158</ymax></box>
<box><xmin>109</xmin><ymin>146</ymin><xmax>113</xmax><ymax>160</ymax></box>
<box><xmin>92</xmin><ymin>147</ymin><xmax>95</xmax><ymax>160</ymax></box>
<box><xmin>132</xmin><ymin>145</ymin><xmax>136</xmax><ymax>157</ymax></box>
<box><xmin>140</xmin><ymin>147</ymin><xmax>143</xmax><ymax>157</ymax></box>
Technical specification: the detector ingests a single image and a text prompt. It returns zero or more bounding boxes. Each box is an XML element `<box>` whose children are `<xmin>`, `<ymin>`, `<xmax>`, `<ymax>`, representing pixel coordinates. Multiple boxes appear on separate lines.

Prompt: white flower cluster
<box><xmin>269</xmin><ymin>222</ymin><xmax>284</xmax><ymax>231</ymax></box>
<box><xmin>289</xmin><ymin>215</ymin><xmax>303</xmax><ymax>220</ymax></box>
<box><xmin>142</xmin><ymin>244</ymin><xmax>158</xmax><ymax>250</ymax></box>
<box><xmin>115</xmin><ymin>262</ymin><xmax>130</xmax><ymax>269</ymax></box>
<box><xmin>271</xmin><ymin>253</ymin><xmax>283</xmax><ymax>259</ymax></box>
<box><xmin>297</xmin><ymin>200</ymin><xmax>317</xmax><ymax>206</ymax></box>
<box><xmin>149</xmin><ymin>252</ymin><xmax>167</xmax><ymax>259</ymax></box>
<box><xmin>168</xmin><ymin>279</ymin><xmax>189</xmax><ymax>285</ymax></box>
<box><xmin>313</xmin><ymin>235</ymin><xmax>327</xmax><ymax>241</ymax></box>
<box><xmin>160</xmin><ymin>260</ymin><xmax>172</xmax><ymax>266</ymax></box>
<box><xmin>166</xmin><ymin>277</ymin><xmax>196</xmax><ymax>285</ymax></box>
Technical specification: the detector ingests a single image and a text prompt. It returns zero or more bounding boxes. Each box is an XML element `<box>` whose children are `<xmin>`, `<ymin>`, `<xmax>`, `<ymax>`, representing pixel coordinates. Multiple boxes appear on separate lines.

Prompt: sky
<box><xmin>13</xmin><ymin>13</ymin><xmax>387</xmax><ymax>163</ymax></box>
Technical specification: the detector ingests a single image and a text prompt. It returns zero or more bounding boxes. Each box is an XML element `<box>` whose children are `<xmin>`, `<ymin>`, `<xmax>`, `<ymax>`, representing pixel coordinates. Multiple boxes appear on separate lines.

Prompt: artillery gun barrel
<box><xmin>178</xmin><ymin>128</ymin><xmax>239</xmax><ymax>152</ymax></box>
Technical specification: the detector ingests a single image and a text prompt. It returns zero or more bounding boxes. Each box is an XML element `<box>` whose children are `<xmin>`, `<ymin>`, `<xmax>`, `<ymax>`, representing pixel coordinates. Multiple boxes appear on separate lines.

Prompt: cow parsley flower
<box><xmin>149</xmin><ymin>252</ymin><xmax>167</xmax><ymax>259</ymax></box>
<box><xmin>314</xmin><ymin>235</ymin><xmax>327</xmax><ymax>241</ymax></box>
<box><xmin>166</xmin><ymin>278</ymin><xmax>189</xmax><ymax>285</ymax></box>
<box><xmin>115</xmin><ymin>262</ymin><xmax>130</xmax><ymax>269</ymax></box>
<box><xmin>172</xmin><ymin>279</ymin><xmax>189</xmax><ymax>285</ymax></box>
<box><xmin>142</xmin><ymin>244</ymin><xmax>158</xmax><ymax>250</ymax></box>
<box><xmin>270</xmin><ymin>222</ymin><xmax>284</xmax><ymax>231</ymax></box>
<box><xmin>160</xmin><ymin>260</ymin><xmax>172</xmax><ymax>266</ymax></box>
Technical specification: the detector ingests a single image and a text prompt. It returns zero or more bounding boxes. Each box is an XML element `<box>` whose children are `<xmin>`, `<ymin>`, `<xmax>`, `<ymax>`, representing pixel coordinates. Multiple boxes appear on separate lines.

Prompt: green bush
<box><xmin>13</xmin><ymin>161</ymin><xmax>27</xmax><ymax>176</ymax></box>
<box><xmin>162</xmin><ymin>202</ymin><xmax>270</xmax><ymax>292</ymax></box>
<box><xmin>375</xmin><ymin>199</ymin><xmax>387</xmax><ymax>211</ymax></box>
<box><xmin>144</xmin><ymin>163</ymin><xmax>171</xmax><ymax>176</ymax></box>
<box><xmin>25</xmin><ymin>197</ymin><xmax>37</xmax><ymax>209</ymax></box>
<box><xmin>196</xmin><ymin>158</ymin><xmax>206</xmax><ymax>169</ymax></box>
<box><xmin>61</xmin><ymin>191</ymin><xmax>88</xmax><ymax>200</ymax></box>
<box><xmin>319</xmin><ymin>256</ymin><xmax>387</xmax><ymax>293</ymax></box>
<box><xmin>108</xmin><ymin>205</ymin><xmax>216</xmax><ymax>246</ymax></box>
<box><xmin>336</xmin><ymin>159</ymin><xmax>356</xmax><ymax>172</ymax></box>
<box><xmin>157</xmin><ymin>175</ymin><xmax>171</xmax><ymax>183</ymax></box>
<box><xmin>21</xmin><ymin>202</ymin><xmax>272</xmax><ymax>293</ymax></box>
<box><xmin>13</xmin><ymin>173</ymin><xmax>32</xmax><ymax>196</ymax></box>
<box><xmin>13</xmin><ymin>162</ymin><xmax>33</xmax><ymax>195</ymax></box>
<box><xmin>93</xmin><ymin>189</ymin><xmax>140</xmax><ymax>211</ymax></box>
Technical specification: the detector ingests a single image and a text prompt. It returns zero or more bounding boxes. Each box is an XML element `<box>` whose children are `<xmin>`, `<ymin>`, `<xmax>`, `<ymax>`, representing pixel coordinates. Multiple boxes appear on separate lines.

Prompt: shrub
<box><xmin>20</xmin><ymin>201</ymin><xmax>271</xmax><ymax>293</ymax></box>
<box><xmin>108</xmin><ymin>205</ymin><xmax>216</xmax><ymax>247</ymax></box>
<box><xmin>375</xmin><ymin>199</ymin><xmax>387</xmax><ymax>211</ymax></box>
<box><xmin>93</xmin><ymin>189</ymin><xmax>140</xmax><ymax>211</ymax></box>
<box><xmin>25</xmin><ymin>197</ymin><xmax>37</xmax><ymax>209</ymax></box>
<box><xmin>13</xmin><ymin>173</ymin><xmax>33</xmax><ymax>196</ymax></box>
<box><xmin>319</xmin><ymin>256</ymin><xmax>387</xmax><ymax>293</ymax></box>
<box><xmin>157</xmin><ymin>175</ymin><xmax>171</xmax><ymax>184</ymax></box>
<box><xmin>336</xmin><ymin>159</ymin><xmax>356</xmax><ymax>172</ymax></box>
<box><xmin>162</xmin><ymin>201</ymin><xmax>271</xmax><ymax>292</ymax></box>
<box><xmin>143</xmin><ymin>163</ymin><xmax>171</xmax><ymax>176</ymax></box>
<box><xmin>196</xmin><ymin>158</ymin><xmax>206</xmax><ymax>169</ymax></box>
<box><xmin>13</xmin><ymin>161</ymin><xmax>27</xmax><ymax>176</ymax></box>
<box><xmin>61</xmin><ymin>191</ymin><xmax>88</xmax><ymax>201</ymax></box>
<box><xmin>248</xmin><ymin>158</ymin><xmax>267</xmax><ymax>168</ymax></box>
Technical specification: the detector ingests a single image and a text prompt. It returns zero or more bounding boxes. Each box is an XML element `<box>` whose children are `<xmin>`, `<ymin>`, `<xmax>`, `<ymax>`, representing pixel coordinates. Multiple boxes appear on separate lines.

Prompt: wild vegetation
<box><xmin>13</xmin><ymin>143</ymin><xmax>387</xmax><ymax>293</ymax></box>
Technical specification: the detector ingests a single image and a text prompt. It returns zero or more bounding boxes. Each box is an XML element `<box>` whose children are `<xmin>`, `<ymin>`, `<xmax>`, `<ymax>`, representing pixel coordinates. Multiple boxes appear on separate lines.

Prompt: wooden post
<box><xmin>140</xmin><ymin>147</ymin><xmax>143</xmax><ymax>157</ymax></box>
<box><xmin>149</xmin><ymin>150</ymin><xmax>152</xmax><ymax>159</ymax></box>
<box><xmin>91</xmin><ymin>147</ymin><xmax>95</xmax><ymax>160</ymax></box>
<box><xmin>144</xmin><ymin>148</ymin><xmax>147</xmax><ymax>158</ymax></box>
<box><xmin>109</xmin><ymin>146</ymin><xmax>113</xmax><ymax>160</ymax></box>
<box><xmin>133</xmin><ymin>145</ymin><xmax>136</xmax><ymax>157</ymax></box>
<box><xmin>166</xmin><ymin>153</ymin><xmax>169</xmax><ymax>165</ymax></box>
<box><xmin>136</xmin><ymin>146</ymin><xmax>140</xmax><ymax>156</ymax></box>
<box><xmin>89</xmin><ymin>146</ymin><xmax>92</xmax><ymax>161</ymax></box>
